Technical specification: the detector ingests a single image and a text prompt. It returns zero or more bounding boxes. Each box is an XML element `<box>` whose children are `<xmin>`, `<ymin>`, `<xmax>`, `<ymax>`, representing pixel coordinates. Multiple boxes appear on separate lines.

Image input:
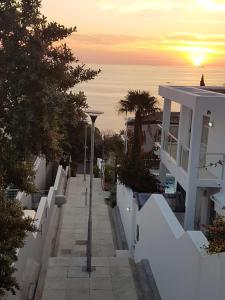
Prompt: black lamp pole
<box><xmin>86</xmin><ymin>110</ymin><xmax>103</xmax><ymax>274</ymax></box>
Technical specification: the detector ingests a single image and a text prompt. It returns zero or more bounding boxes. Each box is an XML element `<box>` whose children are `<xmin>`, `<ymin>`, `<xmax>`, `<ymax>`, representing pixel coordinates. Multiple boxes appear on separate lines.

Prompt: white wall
<box><xmin>207</xmin><ymin>110</ymin><xmax>225</xmax><ymax>153</ymax></box>
<box><xmin>7</xmin><ymin>166</ymin><xmax>68</xmax><ymax>300</ymax></box>
<box><xmin>117</xmin><ymin>183</ymin><xmax>135</xmax><ymax>253</ymax></box>
<box><xmin>117</xmin><ymin>184</ymin><xmax>225</xmax><ymax>300</ymax></box>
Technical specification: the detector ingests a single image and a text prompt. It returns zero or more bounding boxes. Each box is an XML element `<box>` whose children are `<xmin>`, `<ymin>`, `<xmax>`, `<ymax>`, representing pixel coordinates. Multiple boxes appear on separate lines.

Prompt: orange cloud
<box><xmin>66</xmin><ymin>31</ymin><xmax>225</xmax><ymax>66</ymax></box>
<box><xmin>97</xmin><ymin>0</ymin><xmax>225</xmax><ymax>13</ymax></box>
<box><xmin>67</xmin><ymin>32</ymin><xmax>225</xmax><ymax>58</ymax></box>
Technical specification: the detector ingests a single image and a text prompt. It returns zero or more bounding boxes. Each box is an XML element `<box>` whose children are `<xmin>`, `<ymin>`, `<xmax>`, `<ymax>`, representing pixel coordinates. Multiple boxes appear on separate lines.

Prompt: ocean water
<box><xmin>75</xmin><ymin>64</ymin><xmax>225</xmax><ymax>132</ymax></box>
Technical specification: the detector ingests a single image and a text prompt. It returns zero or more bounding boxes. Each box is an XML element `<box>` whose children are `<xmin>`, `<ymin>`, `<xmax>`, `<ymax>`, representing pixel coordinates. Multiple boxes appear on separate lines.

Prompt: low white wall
<box><xmin>7</xmin><ymin>166</ymin><xmax>68</xmax><ymax>300</ymax></box>
<box><xmin>16</xmin><ymin>157</ymin><xmax>47</xmax><ymax>208</ymax></box>
<box><xmin>117</xmin><ymin>183</ymin><xmax>134</xmax><ymax>252</ymax></box>
<box><xmin>117</xmin><ymin>184</ymin><xmax>225</xmax><ymax>300</ymax></box>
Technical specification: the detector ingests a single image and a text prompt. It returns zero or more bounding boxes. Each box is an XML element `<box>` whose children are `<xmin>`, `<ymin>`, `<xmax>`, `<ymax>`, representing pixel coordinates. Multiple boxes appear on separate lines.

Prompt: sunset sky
<box><xmin>41</xmin><ymin>0</ymin><xmax>225</xmax><ymax>66</ymax></box>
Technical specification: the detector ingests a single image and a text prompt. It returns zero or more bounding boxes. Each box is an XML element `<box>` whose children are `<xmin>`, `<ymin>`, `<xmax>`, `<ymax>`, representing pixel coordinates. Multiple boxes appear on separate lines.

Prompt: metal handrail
<box><xmin>199</xmin><ymin>151</ymin><xmax>225</xmax><ymax>156</ymax></box>
<box><xmin>164</xmin><ymin>129</ymin><xmax>178</xmax><ymax>142</ymax></box>
<box><xmin>179</xmin><ymin>143</ymin><xmax>190</xmax><ymax>152</ymax></box>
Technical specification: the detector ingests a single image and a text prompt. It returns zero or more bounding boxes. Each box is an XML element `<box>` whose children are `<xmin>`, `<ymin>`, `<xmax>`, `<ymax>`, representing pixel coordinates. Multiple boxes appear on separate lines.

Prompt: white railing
<box><xmin>162</xmin><ymin>130</ymin><xmax>178</xmax><ymax>160</ymax></box>
<box><xmin>10</xmin><ymin>165</ymin><xmax>68</xmax><ymax>300</ymax></box>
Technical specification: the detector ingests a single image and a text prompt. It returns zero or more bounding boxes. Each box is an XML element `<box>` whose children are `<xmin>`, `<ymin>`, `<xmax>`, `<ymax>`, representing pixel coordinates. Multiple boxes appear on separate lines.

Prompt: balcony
<box><xmin>198</xmin><ymin>152</ymin><xmax>225</xmax><ymax>181</ymax></box>
<box><xmin>162</xmin><ymin>130</ymin><xmax>178</xmax><ymax>161</ymax></box>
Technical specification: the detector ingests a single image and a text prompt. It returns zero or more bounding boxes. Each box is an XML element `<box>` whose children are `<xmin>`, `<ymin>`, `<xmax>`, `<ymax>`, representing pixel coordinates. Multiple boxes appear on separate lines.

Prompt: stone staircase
<box><xmin>42</xmin><ymin>256</ymin><xmax>138</xmax><ymax>300</ymax></box>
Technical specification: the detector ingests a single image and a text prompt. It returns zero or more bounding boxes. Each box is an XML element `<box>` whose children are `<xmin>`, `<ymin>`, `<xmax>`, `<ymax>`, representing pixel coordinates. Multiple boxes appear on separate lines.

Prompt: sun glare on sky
<box><xmin>189</xmin><ymin>49</ymin><xmax>207</xmax><ymax>67</ymax></box>
<box><xmin>41</xmin><ymin>0</ymin><xmax>225</xmax><ymax>66</ymax></box>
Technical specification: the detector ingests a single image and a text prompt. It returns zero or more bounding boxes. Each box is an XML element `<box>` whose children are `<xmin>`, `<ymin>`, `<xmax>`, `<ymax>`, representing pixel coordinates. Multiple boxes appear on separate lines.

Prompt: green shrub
<box><xmin>104</xmin><ymin>165</ymin><xmax>114</xmax><ymax>183</ymax></box>
<box><xmin>0</xmin><ymin>192</ymin><xmax>36</xmax><ymax>296</ymax></box>
<box><xmin>93</xmin><ymin>165</ymin><xmax>100</xmax><ymax>178</ymax></box>
<box><xmin>117</xmin><ymin>154</ymin><xmax>161</xmax><ymax>193</ymax></box>
<box><xmin>202</xmin><ymin>216</ymin><xmax>225</xmax><ymax>254</ymax></box>
<box><xmin>109</xmin><ymin>185</ymin><xmax>117</xmax><ymax>207</ymax></box>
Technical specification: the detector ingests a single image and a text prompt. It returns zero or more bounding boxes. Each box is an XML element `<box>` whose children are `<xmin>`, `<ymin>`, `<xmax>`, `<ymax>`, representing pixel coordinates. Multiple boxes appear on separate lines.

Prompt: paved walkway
<box><xmin>42</xmin><ymin>175</ymin><xmax>138</xmax><ymax>300</ymax></box>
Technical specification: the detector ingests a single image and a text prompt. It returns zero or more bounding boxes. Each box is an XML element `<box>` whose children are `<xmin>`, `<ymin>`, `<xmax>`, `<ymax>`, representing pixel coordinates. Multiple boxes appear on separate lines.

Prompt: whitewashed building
<box><xmin>159</xmin><ymin>86</ymin><xmax>225</xmax><ymax>230</ymax></box>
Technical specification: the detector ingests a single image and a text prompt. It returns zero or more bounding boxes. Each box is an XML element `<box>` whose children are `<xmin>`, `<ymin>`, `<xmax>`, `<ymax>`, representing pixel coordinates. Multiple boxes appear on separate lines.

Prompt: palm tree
<box><xmin>118</xmin><ymin>90</ymin><xmax>160</xmax><ymax>159</ymax></box>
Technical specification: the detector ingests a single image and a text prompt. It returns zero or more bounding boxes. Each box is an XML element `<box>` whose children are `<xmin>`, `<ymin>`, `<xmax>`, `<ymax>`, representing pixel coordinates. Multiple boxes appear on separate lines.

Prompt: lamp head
<box><xmin>86</xmin><ymin>109</ymin><xmax>104</xmax><ymax>123</ymax></box>
<box><xmin>208</xmin><ymin>121</ymin><xmax>214</xmax><ymax>128</ymax></box>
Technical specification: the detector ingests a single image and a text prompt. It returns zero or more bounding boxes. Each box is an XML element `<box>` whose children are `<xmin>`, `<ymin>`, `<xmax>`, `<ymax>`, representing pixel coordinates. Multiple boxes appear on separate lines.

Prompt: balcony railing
<box><xmin>162</xmin><ymin>130</ymin><xmax>178</xmax><ymax>160</ymax></box>
<box><xmin>198</xmin><ymin>152</ymin><xmax>225</xmax><ymax>181</ymax></box>
<box><xmin>143</xmin><ymin>158</ymin><xmax>160</xmax><ymax>170</ymax></box>
<box><xmin>179</xmin><ymin>144</ymin><xmax>189</xmax><ymax>172</ymax></box>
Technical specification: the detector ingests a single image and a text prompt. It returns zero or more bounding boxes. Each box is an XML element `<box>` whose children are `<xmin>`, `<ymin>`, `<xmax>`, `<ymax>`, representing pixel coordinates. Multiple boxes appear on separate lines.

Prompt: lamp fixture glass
<box><xmin>208</xmin><ymin>121</ymin><xmax>214</xmax><ymax>127</ymax></box>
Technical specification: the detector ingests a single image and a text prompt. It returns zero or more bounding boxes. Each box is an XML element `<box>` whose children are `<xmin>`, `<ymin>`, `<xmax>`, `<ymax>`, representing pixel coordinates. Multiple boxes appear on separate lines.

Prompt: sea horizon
<box><xmin>75</xmin><ymin>64</ymin><xmax>225</xmax><ymax>133</ymax></box>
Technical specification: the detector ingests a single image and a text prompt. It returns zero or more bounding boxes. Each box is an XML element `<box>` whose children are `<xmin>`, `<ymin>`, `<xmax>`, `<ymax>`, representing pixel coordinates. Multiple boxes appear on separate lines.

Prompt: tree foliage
<box><xmin>67</xmin><ymin>121</ymin><xmax>103</xmax><ymax>164</ymax></box>
<box><xmin>0</xmin><ymin>0</ymin><xmax>100</xmax><ymax>295</ymax></box>
<box><xmin>117</xmin><ymin>90</ymin><xmax>161</xmax><ymax>193</ymax></box>
<box><xmin>0</xmin><ymin>0</ymin><xmax>100</xmax><ymax>191</ymax></box>
<box><xmin>103</xmin><ymin>132</ymin><xmax>124</xmax><ymax>160</ymax></box>
<box><xmin>118</xmin><ymin>90</ymin><xmax>160</xmax><ymax>159</ymax></box>
<box><xmin>117</xmin><ymin>154</ymin><xmax>161</xmax><ymax>193</ymax></box>
<box><xmin>0</xmin><ymin>192</ymin><xmax>36</xmax><ymax>297</ymax></box>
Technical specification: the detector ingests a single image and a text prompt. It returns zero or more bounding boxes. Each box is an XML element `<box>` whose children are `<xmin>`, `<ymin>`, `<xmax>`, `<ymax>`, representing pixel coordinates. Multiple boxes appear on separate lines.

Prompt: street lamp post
<box><xmin>84</xmin><ymin>124</ymin><xmax>87</xmax><ymax>181</ymax></box>
<box><xmin>86</xmin><ymin>110</ymin><xmax>103</xmax><ymax>274</ymax></box>
<box><xmin>125</xmin><ymin>115</ymin><xmax>128</xmax><ymax>154</ymax></box>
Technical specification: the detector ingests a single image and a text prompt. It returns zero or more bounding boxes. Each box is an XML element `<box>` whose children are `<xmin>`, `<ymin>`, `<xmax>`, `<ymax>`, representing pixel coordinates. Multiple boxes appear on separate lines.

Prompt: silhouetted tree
<box><xmin>117</xmin><ymin>90</ymin><xmax>162</xmax><ymax>193</ymax></box>
<box><xmin>0</xmin><ymin>0</ymin><xmax>99</xmax><ymax>295</ymax></box>
<box><xmin>0</xmin><ymin>0</ymin><xmax>100</xmax><ymax>190</ymax></box>
<box><xmin>118</xmin><ymin>90</ymin><xmax>160</xmax><ymax>160</ymax></box>
<box><xmin>0</xmin><ymin>192</ymin><xmax>36</xmax><ymax>297</ymax></box>
<box><xmin>200</xmin><ymin>74</ymin><xmax>206</xmax><ymax>86</ymax></box>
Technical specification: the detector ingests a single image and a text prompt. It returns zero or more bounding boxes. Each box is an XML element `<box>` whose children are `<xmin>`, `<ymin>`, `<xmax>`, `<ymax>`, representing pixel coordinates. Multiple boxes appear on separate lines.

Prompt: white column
<box><xmin>220</xmin><ymin>154</ymin><xmax>225</xmax><ymax>190</ymax></box>
<box><xmin>176</xmin><ymin>105</ymin><xmax>185</xmax><ymax>166</ymax></box>
<box><xmin>184</xmin><ymin>105</ymin><xmax>203</xmax><ymax>230</ymax></box>
<box><xmin>159</xmin><ymin>98</ymin><xmax>171</xmax><ymax>183</ymax></box>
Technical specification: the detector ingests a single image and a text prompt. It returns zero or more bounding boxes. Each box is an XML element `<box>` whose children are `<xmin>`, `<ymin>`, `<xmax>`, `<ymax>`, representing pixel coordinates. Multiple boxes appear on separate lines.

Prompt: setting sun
<box><xmin>190</xmin><ymin>52</ymin><xmax>206</xmax><ymax>66</ymax></box>
<box><xmin>185</xmin><ymin>47</ymin><xmax>209</xmax><ymax>66</ymax></box>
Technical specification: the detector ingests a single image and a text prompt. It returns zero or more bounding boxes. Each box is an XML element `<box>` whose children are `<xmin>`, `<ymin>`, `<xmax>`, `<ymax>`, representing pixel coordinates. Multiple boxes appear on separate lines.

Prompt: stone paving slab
<box><xmin>57</xmin><ymin>176</ymin><xmax>115</xmax><ymax>258</ymax></box>
<box><xmin>42</xmin><ymin>176</ymin><xmax>138</xmax><ymax>300</ymax></box>
<box><xmin>43</xmin><ymin>256</ymin><xmax>138</xmax><ymax>300</ymax></box>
